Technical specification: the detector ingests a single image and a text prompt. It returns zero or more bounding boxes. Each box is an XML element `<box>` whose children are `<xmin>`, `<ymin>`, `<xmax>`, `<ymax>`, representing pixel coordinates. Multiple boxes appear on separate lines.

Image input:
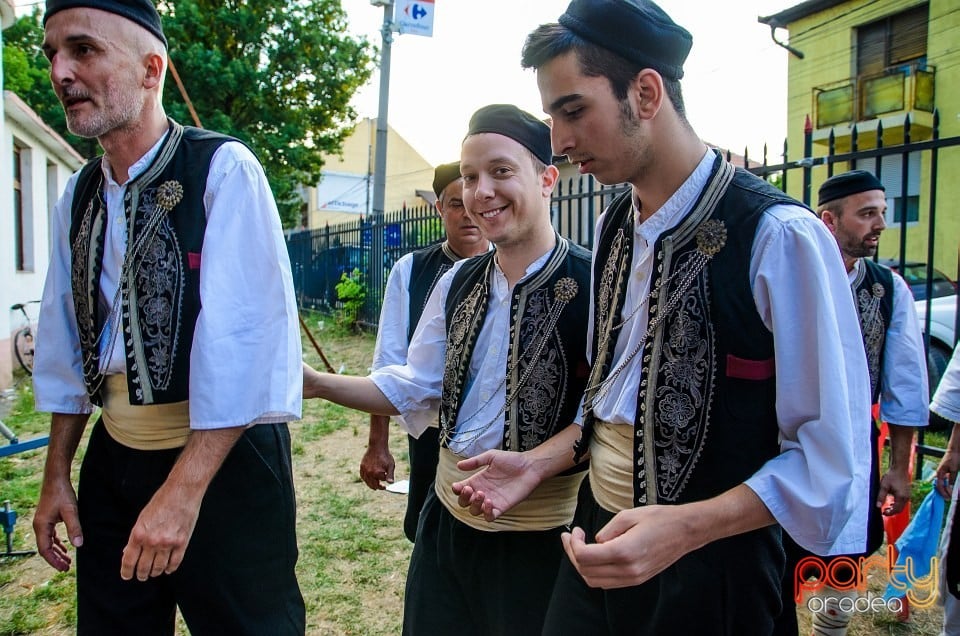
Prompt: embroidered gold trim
<box><xmin>586</xmin><ymin>155</ymin><xmax>736</xmax><ymax>506</ymax></box>
<box><xmin>442</xmin><ymin>239</ymin><xmax>581</xmax><ymax>455</ymax></box>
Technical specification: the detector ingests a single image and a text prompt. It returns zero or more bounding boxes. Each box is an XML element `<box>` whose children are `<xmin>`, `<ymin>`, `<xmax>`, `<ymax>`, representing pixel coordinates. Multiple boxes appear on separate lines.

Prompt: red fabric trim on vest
<box><xmin>188</xmin><ymin>252</ymin><xmax>201</xmax><ymax>270</ymax></box>
<box><xmin>725</xmin><ymin>354</ymin><xmax>775</xmax><ymax>380</ymax></box>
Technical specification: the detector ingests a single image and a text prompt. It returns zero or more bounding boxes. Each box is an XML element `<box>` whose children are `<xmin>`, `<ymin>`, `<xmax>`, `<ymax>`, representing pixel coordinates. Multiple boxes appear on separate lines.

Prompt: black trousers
<box><xmin>76</xmin><ymin>420</ymin><xmax>305</xmax><ymax>636</ymax></box>
<box><xmin>402</xmin><ymin>488</ymin><xmax>565</xmax><ymax>636</ymax></box>
<box><xmin>403</xmin><ymin>427</ymin><xmax>440</xmax><ymax>543</ymax></box>
<box><xmin>542</xmin><ymin>479</ymin><xmax>784</xmax><ymax>635</ymax></box>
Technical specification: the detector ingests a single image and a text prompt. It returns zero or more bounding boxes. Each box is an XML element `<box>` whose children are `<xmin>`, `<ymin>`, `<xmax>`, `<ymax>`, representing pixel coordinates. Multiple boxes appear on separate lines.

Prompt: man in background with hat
<box><xmin>467</xmin><ymin>0</ymin><xmax>872</xmax><ymax>631</ymax></box>
<box><xmin>774</xmin><ymin>170</ymin><xmax>928</xmax><ymax>635</ymax></box>
<box><xmin>32</xmin><ymin>1</ymin><xmax>304</xmax><ymax>633</ymax></box>
<box><xmin>303</xmin><ymin>103</ymin><xmax>592</xmax><ymax>634</ymax></box>
<box><xmin>359</xmin><ymin>161</ymin><xmax>489</xmax><ymax>543</ymax></box>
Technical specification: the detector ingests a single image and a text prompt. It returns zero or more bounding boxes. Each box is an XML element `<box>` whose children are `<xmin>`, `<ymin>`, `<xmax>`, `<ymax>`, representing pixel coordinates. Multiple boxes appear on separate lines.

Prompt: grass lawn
<box><xmin>0</xmin><ymin>319</ymin><xmax>950</xmax><ymax>634</ymax></box>
<box><xmin>0</xmin><ymin>321</ymin><xmax>412</xmax><ymax>635</ymax></box>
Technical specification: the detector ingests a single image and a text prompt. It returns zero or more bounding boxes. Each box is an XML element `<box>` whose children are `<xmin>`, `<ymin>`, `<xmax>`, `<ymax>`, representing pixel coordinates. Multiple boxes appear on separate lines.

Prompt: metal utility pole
<box><xmin>368</xmin><ymin>0</ymin><xmax>394</xmax><ymax>321</ymax></box>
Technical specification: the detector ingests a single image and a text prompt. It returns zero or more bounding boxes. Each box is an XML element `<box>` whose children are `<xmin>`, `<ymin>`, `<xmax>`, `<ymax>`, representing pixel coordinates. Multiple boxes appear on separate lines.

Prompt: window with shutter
<box><xmin>12</xmin><ymin>141</ymin><xmax>35</xmax><ymax>273</ymax></box>
<box><xmin>870</xmin><ymin>152</ymin><xmax>922</xmax><ymax>225</ymax></box>
<box><xmin>890</xmin><ymin>5</ymin><xmax>928</xmax><ymax>66</ymax></box>
<box><xmin>856</xmin><ymin>4</ymin><xmax>928</xmax><ymax>75</ymax></box>
<box><xmin>857</xmin><ymin>21</ymin><xmax>886</xmax><ymax>76</ymax></box>
<box><xmin>13</xmin><ymin>144</ymin><xmax>25</xmax><ymax>272</ymax></box>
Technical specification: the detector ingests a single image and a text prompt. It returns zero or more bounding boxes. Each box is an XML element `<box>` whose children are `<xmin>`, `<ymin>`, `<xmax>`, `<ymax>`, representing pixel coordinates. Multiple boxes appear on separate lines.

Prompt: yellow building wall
<box><xmin>781</xmin><ymin>0</ymin><xmax>959</xmax><ymax>276</ymax></box>
<box><xmin>306</xmin><ymin>118</ymin><xmax>435</xmax><ymax>229</ymax></box>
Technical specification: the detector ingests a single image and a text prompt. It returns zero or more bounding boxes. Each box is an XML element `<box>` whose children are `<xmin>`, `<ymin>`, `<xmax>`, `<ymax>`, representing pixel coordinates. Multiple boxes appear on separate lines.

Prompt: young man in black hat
<box><xmin>464</xmin><ymin>0</ymin><xmax>873</xmax><ymax>632</ymax></box>
<box><xmin>774</xmin><ymin>170</ymin><xmax>929</xmax><ymax>634</ymax></box>
<box><xmin>303</xmin><ymin>104</ymin><xmax>591</xmax><ymax>635</ymax></box>
<box><xmin>33</xmin><ymin>2</ymin><xmax>304</xmax><ymax>633</ymax></box>
<box><xmin>359</xmin><ymin>161</ymin><xmax>490</xmax><ymax>543</ymax></box>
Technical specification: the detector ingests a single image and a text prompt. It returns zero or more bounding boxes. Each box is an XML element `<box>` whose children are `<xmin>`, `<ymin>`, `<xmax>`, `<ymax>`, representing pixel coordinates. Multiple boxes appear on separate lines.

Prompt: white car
<box><xmin>915</xmin><ymin>294</ymin><xmax>957</xmax><ymax>395</ymax></box>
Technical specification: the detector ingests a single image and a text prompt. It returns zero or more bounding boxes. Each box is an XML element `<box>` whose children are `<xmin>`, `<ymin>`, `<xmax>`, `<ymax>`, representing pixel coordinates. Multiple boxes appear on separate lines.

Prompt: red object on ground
<box><xmin>877</xmin><ymin>416</ymin><xmax>915</xmax><ymax>622</ymax></box>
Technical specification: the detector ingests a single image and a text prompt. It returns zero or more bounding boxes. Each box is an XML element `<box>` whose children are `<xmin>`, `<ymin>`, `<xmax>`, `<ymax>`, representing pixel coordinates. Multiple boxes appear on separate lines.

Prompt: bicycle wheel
<box><xmin>13</xmin><ymin>327</ymin><xmax>34</xmax><ymax>376</ymax></box>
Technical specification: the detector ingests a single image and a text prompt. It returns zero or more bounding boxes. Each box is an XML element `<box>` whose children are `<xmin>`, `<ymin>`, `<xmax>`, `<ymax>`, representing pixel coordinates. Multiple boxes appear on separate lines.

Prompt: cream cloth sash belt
<box><xmin>435</xmin><ymin>447</ymin><xmax>585</xmax><ymax>532</ymax></box>
<box><xmin>101</xmin><ymin>374</ymin><xmax>191</xmax><ymax>450</ymax></box>
<box><xmin>589</xmin><ymin>421</ymin><xmax>635</xmax><ymax>513</ymax></box>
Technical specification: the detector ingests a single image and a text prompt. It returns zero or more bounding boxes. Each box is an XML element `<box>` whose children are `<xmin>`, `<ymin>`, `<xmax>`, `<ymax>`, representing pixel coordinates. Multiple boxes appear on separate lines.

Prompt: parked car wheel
<box><xmin>929</xmin><ymin>341</ymin><xmax>952</xmax><ymax>388</ymax></box>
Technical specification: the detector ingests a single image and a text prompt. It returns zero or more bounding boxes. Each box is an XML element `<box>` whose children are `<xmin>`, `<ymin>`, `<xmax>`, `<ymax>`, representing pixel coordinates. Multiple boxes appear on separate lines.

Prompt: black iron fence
<box><xmin>747</xmin><ymin>111</ymin><xmax>960</xmax><ymax>392</ymax></box>
<box><xmin>286</xmin><ymin>181</ymin><xmax>630</xmax><ymax>323</ymax></box>
<box><xmin>287</xmin><ymin>109</ymin><xmax>960</xmax><ymax>472</ymax></box>
<box><xmin>289</xmin><ymin>112</ymin><xmax>959</xmax><ymax>333</ymax></box>
<box><xmin>286</xmin><ymin>204</ymin><xmax>442</xmax><ymax>320</ymax></box>
<box><xmin>289</xmin><ymin>111</ymin><xmax>958</xmax><ymax>332</ymax></box>
<box><xmin>748</xmin><ymin>109</ymin><xmax>960</xmax><ymax>474</ymax></box>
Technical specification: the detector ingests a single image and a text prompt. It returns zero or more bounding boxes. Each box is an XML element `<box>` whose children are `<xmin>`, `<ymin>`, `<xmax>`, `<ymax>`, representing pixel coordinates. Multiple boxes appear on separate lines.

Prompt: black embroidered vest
<box><xmin>440</xmin><ymin>237</ymin><xmax>592</xmax><ymax>456</ymax></box>
<box><xmin>584</xmin><ymin>153</ymin><xmax>804</xmax><ymax>505</ymax></box>
<box><xmin>853</xmin><ymin>259</ymin><xmax>894</xmax><ymax>403</ymax></box>
<box><xmin>69</xmin><ymin>121</ymin><xmax>233</xmax><ymax>406</ymax></box>
<box><xmin>407</xmin><ymin>242</ymin><xmax>459</xmax><ymax>342</ymax></box>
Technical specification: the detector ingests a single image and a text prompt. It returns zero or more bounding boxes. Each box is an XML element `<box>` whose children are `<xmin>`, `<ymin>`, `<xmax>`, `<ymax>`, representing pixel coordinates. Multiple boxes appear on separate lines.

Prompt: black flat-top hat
<box><xmin>44</xmin><ymin>0</ymin><xmax>167</xmax><ymax>48</ymax></box>
<box><xmin>559</xmin><ymin>0</ymin><xmax>692</xmax><ymax>80</ymax></box>
<box><xmin>433</xmin><ymin>161</ymin><xmax>462</xmax><ymax>199</ymax></box>
<box><xmin>818</xmin><ymin>170</ymin><xmax>886</xmax><ymax>206</ymax></box>
<box><xmin>466</xmin><ymin>104</ymin><xmax>553</xmax><ymax>166</ymax></box>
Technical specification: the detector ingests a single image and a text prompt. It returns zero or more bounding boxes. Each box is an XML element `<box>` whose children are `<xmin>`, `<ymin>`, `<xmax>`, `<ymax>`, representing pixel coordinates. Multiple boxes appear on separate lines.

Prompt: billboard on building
<box><xmin>317</xmin><ymin>171</ymin><xmax>370</xmax><ymax>214</ymax></box>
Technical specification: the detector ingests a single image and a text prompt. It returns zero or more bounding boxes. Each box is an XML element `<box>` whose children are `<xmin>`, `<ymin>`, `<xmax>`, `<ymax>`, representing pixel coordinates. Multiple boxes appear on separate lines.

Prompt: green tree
<box><xmin>2</xmin><ymin>1</ymin><xmax>376</xmax><ymax>227</ymax></box>
<box><xmin>162</xmin><ymin>0</ymin><xmax>375</xmax><ymax>226</ymax></box>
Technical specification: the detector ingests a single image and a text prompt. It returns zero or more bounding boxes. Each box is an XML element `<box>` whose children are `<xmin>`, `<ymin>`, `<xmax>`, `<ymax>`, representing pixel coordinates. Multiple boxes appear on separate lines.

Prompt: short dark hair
<box><xmin>521</xmin><ymin>23</ymin><xmax>686</xmax><ymax>120</ymax></box>
<box><xmin>818</xmin><ymin>200</ymin><xmax>845</xmax><ymax>219</ymax></box>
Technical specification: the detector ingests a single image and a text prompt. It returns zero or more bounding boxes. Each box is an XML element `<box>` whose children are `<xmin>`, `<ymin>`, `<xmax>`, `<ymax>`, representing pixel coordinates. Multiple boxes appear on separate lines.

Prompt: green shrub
<box><xmin>335</xmin><ymin>269</ymin><xmax>366</xmax><ymax>332</ymax></box>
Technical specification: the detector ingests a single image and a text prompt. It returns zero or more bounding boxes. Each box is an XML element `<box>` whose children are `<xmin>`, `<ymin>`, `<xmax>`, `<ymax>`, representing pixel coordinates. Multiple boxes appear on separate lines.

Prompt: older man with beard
<box><xmin>33</xmin><ymin>1</ymin><xmax>304</xmax><ymax>633</ymax></box>
<box><xmin>774</xmin><ymin>170</ymin><xmax>929</xmax><ymax>635</ymax></box>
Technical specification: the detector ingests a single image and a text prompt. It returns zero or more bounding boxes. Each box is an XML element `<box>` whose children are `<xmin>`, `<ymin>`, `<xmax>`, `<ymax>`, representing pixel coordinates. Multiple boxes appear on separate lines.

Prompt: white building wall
<box><xmin>0</xmin><ymin>15</ymin><xmax>12</xmax><ymax>388</ymax></box>
<box><xmin>0</xmin><ymin>92</ymin><xmax>84</xmax><ymax>388</ymax></box>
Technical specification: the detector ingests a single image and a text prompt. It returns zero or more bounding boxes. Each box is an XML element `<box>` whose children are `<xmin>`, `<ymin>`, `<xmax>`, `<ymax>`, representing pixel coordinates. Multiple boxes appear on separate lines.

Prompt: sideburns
<box><xmin>617</xmin><ymin>98</ymin><xmax>641</xmax><ymax>136</ymax></box>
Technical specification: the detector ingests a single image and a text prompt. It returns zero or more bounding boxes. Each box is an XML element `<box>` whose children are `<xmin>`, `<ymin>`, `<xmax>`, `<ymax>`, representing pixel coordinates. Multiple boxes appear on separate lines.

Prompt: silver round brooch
<box><xmin>696</xmin><ymin>220</ymin><xmax>727</xmax><ymax>257</ymax></box>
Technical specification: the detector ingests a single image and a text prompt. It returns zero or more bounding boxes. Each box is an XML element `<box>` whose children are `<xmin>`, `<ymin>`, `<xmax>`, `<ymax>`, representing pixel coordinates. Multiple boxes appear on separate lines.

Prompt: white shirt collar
<box><xmin>847</xmin><ymin>257</ymin><xmax>864</xmax><ymax>284</ymax></box>
<box><xmin>635</xmin><ymin>148</ymin><xmax>715</xmax><ymax>242</ymax></box>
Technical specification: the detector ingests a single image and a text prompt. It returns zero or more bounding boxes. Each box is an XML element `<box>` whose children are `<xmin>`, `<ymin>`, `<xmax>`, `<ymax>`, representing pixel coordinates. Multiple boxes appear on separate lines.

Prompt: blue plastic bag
<box><xmin>882</xmin><ymin>488</ymin><xmax>945</xmax><ymax>601</ymax></box>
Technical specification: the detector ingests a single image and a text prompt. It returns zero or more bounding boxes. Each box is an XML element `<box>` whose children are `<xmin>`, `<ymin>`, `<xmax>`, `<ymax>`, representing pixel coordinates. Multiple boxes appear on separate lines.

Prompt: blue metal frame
<box><xmin>0</xmin><ymin>436</ymin><xmax>49</xmax><ymax>458</ymax></box>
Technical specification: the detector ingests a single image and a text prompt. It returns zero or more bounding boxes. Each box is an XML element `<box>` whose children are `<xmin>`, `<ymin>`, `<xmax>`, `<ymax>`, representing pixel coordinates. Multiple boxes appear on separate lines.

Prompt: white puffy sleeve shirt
<box><xmin>743</xmin><ymin>206</ymin><xmax>872</xmax><ymax>556</ymax></box>
<box><xmin>863</xmin><ymin>264</ymin><xmax>929</xmax><ymax>427</ymax></box>
<box><xmin>585</xmin><ymin>150</ymin><xmax>871</xmax><ymax>556</ymax></box>
<box><xmin>370</xmin><ymin>250</ymin><xmax>554</xmax><ymax>457</ymax></box>
<box><xmin>932</xmin><ymin>345</ymin><xmax>960</xmax><ymax>423</ymax></box>
<box><xmin>33</xmin><ymin>140</ymin><xmax>302</xmax><ymax>429</ymax></box>
<box><xmin>371</xmin><ymin>253</ymin><xmax>414</xmax><ymax>371</ymax></box>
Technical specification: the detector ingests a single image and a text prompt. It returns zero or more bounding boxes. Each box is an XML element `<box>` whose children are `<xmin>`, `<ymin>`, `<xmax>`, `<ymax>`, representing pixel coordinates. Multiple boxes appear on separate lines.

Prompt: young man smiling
<box><xmin>303</xmin><ymin>104</ymin><xmax>591</xmax><ymax>635</ymax></box>
<box><xmin>359</xmin><ymin>162</ymin><xmax>490</xmax><ymax>543</ymax></box>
